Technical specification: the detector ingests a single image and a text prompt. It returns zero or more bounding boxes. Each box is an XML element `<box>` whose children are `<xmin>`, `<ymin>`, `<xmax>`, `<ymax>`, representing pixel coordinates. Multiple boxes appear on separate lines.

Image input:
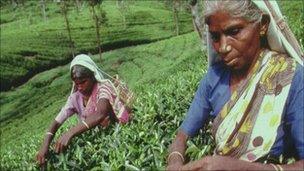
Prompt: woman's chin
<box><xmin>226</xmin><ymin>63</ymin><xmax>246</xmax><ymax>72</ymax></box>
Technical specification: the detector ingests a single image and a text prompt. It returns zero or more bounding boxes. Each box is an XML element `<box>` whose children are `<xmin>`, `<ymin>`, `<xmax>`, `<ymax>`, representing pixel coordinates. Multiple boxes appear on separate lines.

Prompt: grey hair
<box><xmin>71</xmin><ymin>65</ymin><xmax>95</xmax><ymax>80</ymax></box>
<box><xmin>204</xmin><ymin>0</ymin><xmax>263</xmax><ymax>24</ymax></box>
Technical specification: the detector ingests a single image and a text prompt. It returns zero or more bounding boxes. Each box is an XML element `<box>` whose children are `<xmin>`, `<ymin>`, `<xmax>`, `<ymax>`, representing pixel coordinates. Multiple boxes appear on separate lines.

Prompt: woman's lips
<box><xmin>226</xmin><ymin>58</ymin><xmax>238</xmax><ymax>66</ymax></box>
<box><xmin>222</xmin><ymin>56</ymin><xmax>238</xmax><ymax>67</ymax></box>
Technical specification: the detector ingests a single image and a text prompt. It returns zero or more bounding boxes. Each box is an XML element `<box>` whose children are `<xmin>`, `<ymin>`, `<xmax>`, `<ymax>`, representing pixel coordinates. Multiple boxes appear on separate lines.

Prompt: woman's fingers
<box><xmin>36</xmin><ymin>153</ymin><xmax>46</xmax><ymax>166</ymax></box>
<box><xmin>40</xmin><ymin>157</ymin><xmax>46</xmax><ymax>166</ymax></box>
<box><xmin>55</xmin><ymin>137</ymin><xmax>68</xmax><ymax>153</ymax></box>
<box><xmin>54</xmin><ymin>142</ymin><xmax>59</xmax><ymax>153</ymax></box>
<box><xmin>37</xmin><ymin>154</ymin><xmax>42</xmax><ymax>165</ymax></box>
<box><xmin>100</xmin><ymin>116</ymin><xmax>110</xmax><ymax>127</ymax></box>
<box><xmin>55</xmin><ymin>141</ymin><xmax>63</xmax><ymax>153</ymax></box>
<box><xmin>181</xmin><ymin>157</ymin><xmax>208</xmax><ymax>170</ymax></box>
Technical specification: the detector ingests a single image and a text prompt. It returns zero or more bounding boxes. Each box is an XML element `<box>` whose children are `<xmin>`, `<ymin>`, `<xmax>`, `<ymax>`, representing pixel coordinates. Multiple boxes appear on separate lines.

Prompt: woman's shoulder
<box><xmin>295</xmin><ymin>62</ymin><xmax>304</xmax><ymax>73</ymax></box>
<box><xmin>292</xmin><ymin>63</ymin><xmax>304</xmax><ymax>87</ymax></box>
<box><xmin>267</xmin><ymin>49</ymin><xmax>302</xmax><ymax>64</ymax></box>
<box><xmin>268</xmin><ymin>50</ymin><xmax>303</xmax><ymax>78</ymax></box>
<box><xmin>64</xmin><ymin>91</ymin><xmax>82</xmax><ymax>106</ymax></box>
<box><xmin>285</xmin><ymin>61</ymin><xmax>303</xmax><ymax>115</ymax></box>
<box><xmin>97</xmin><ymin>80</ymin><xmax>114</xmax><ymax>88</ymax></box>
<box><xmin>96</xmin><ymin>80</ymin><xmax>117</xmax><ymax>94</ymax></box>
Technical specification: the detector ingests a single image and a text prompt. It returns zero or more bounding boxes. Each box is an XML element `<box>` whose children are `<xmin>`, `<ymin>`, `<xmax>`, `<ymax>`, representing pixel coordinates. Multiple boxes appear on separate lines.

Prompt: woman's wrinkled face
<box><xmin>73</xmin><ymin>76</ymin><xmax>95</xmax><ymax>96</ymax></box>
<box><xmin>208</xmin><ymin>11</ymin><xmax>261</xmax><ymax>71</ymax></box>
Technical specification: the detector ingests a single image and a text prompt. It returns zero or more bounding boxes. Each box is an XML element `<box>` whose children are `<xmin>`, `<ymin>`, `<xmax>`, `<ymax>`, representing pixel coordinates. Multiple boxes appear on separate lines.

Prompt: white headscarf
<box><xmin>70</xmin><ymin>54</ymin><xmax>105</xmax><ymax>93</ymax></box>
<box><xmin>206</xmin><ymin>0</ymin><xmax>303</xmax><ymax>66</ymax></box>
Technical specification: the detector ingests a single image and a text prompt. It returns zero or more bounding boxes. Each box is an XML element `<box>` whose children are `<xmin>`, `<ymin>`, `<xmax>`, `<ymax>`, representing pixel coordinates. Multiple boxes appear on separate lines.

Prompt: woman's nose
<box><xmin>219</xmin><ymin>35</ymin><xmax>231</xmax><ymax>54</ymax></box>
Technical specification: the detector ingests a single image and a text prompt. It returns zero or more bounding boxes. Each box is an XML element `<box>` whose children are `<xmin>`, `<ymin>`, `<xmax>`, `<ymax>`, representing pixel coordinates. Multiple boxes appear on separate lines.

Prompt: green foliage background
<box><xmin>1</xmin><ymin>31</ymin><xmax>207</xmax><ymax>170</ymax></box>
<box><xmin>0</xmin><ymin>0</ymin><xmax>303</xmax><ymax>170</ymax></box>
<box><xmin>0</xmin><ymin>0</ymin><xmax>193</xmax><ymax>90</ymax></box>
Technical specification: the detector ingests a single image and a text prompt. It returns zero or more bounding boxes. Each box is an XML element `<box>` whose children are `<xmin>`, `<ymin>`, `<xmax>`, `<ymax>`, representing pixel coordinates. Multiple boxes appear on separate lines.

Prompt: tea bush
<box><xmin>0</xmin><ymin>1</ymin><xmax>302</xmax><ymax>169</ymax></box>
<box><xmin>1</xmin><ymin>56</ymin><xmax>210</xmax><ymax>170</ymax></box>
<box><xmin>1</xmin><ymin>32</ymin><xmax>211</xmax><ymax>170</ymax></box>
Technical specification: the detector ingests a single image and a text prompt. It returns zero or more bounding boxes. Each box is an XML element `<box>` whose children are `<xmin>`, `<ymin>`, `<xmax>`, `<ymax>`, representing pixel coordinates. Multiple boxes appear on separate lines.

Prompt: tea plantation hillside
<box><xmin>0</xmin><ymin>32</ymin><xmax>208</xmax><ymax>170</ymax></box>
<box><xmin>0</xmin><ymin>0</ymin><xmax>193</xmax><ymax>91</ymax></box>
<box><xmin>0</xmin><ymin>0</ymin><xmax>303</xmax><ymax>170</ymax></box>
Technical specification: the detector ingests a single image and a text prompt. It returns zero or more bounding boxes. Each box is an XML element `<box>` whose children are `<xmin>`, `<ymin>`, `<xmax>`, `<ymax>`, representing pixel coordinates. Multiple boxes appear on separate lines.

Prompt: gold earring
<box><xmin>260</xmin><ymin>30</ymin><xmax>266</xmax><ymax>36</ymax></box>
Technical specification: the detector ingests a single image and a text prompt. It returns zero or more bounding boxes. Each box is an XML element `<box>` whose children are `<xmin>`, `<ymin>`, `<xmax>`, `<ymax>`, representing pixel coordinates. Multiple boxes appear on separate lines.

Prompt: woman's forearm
<box><xmin>67</xmin><ymin>113</ymin><xmax>106</xmax><ymax>137</ymax></box>
<box><xmin>67</xmin><ymin>98</ymin><xmax>111</xmax><ymax>137</ymax></box>
<box><xmin>168</xmin><ymin>130</ymin><xmax>189</xmax><ymax>164</ymax></box>
<box><xmin>41</xmin><ymin>120</ymin><xmax>61</xmax><ymax>148</ymax></box>
<box><xmin>282</xmin><ymin>160</ymin><xmax>304</xmax><ymax>170</ymax></box>
<box><xmin>54</xmin><ymin>99</ymin><xmax>111</xmax><ymax>153</ymax></box>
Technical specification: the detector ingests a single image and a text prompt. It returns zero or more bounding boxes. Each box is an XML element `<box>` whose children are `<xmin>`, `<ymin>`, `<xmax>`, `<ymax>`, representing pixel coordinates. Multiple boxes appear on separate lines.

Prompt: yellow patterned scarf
<box><xmin>212</xmin><ymin>49</ymin><xmax>296</xmax><ymax>162</ymax></box>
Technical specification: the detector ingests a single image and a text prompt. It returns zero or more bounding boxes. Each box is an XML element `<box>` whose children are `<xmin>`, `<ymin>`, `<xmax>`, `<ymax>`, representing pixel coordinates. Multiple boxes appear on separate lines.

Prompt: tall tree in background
<box><xmin>40</xmin><ymin>0</ymin><xmax>47</xmax><ymax>22</ymax></box>
<box><xmin>116</xmin><ymin>0</ymin><xmax>129</xmax><ymax>29</ymax></box>
<box><xmin>10</xmin><ymin>0</ymin><xmax>17</xmax><ymax>8</ymax></box>
<box><xmin>59</xmin><ymin>0</ymin><xmax>75</xmax><ymax>58</ymax></box>
<box><xmin>74</xmin><ymin>0</ymin><xmax>84</xmax><ymax>13</ymax></box>
<box><xmin>8</xmin><ymin>0</ymin><xmax>24</xmax><ymax>8</ymax></box>
<box><xmin>164</xmin><ymin>0</ymin><xmax>206</xmax><ymax>49</ymax></box>
<box><xmin>172</xmin><ymin>0</ymin><xmax>180</xmax><ymax>36</ymax></box>
<box><xmin>13</xmin><ymin>0</ymin><xmax>25</xmax><ymax>27</ymax></box>
<box><xmin>164</xmin><ymin>0</ymin><xmax>182</xmax><ymax>36</ymax></box>
<box><xmin>89</xmin><ymin>0</ymin><xmax>106</xmax><ymax>62</ymax></box>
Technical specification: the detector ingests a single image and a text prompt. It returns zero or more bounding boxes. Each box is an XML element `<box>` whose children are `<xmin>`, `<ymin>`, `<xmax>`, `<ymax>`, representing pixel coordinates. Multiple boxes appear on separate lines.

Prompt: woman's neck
<box><xmin>82</xmin><ymin>95</ymin><xmax>89</xmax><ymax>107</ymax></box>
<box><xmin>83</xmin><ymin>95</ymin><xmax>90</xmax><ymax>101</ymax></box>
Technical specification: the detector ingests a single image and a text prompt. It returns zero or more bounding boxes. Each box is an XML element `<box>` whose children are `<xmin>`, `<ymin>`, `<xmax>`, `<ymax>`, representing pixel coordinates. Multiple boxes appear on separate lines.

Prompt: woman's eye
<box><xmin>227</xmin><ymin>28</ymin><xmax>240</xmax><ymax>36</ymax></box>
<box><xmin>210</xmin><ymin>32</ymin><xmax>220</xmax><ymax>42</ymax></box>
<box><xmin>74</xmin><ymin>79</ymin><xmax>87</xmax><ymax>85</ymax></box>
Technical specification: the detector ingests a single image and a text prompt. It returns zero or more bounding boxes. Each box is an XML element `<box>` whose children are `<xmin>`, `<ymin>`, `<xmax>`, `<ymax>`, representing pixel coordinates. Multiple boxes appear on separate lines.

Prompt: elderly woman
<box><xmin>167</xmin><ymin>0</ymin><xmax>303</xmax><ymax>170</ymax></box>
<box><xmin>36</xmin><ymin>54</ymin><xmax>130</xmax><ymax>166</ymax></box>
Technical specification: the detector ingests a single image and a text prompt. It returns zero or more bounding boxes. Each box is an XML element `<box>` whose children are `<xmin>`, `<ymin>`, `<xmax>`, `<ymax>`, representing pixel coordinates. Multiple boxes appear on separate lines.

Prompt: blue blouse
<box><xmin>180</xmin><ymin>62</ymin><xmax>304</xmax><ymax>159</ymax></box>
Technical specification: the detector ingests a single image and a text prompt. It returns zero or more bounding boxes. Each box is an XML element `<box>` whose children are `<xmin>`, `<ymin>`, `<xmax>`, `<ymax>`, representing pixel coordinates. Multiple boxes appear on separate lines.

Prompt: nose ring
<box><xmin>226</xmin><ymin>45</ymin><xmax>231</xmax><ymax>52</ymax></box>
<box><xmin>220</xmin><ymin>45</ymin><xmax>231</xmax><ymax>53</ymax></box>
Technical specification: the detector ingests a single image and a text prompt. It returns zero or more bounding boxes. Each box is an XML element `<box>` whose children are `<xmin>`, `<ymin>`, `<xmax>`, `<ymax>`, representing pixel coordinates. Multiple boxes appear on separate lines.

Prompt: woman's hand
<box><xmin>201</xmin><ymin>155</ymin><xmax>230</xmax><ymax>170</ymax></box>
<box><xmin>166</xmin><ymin>156</ymin><xmax>183</xmax><ymax>171</ymax></box>
<box><xmin>167</xmin><ymin>163</ymin><xmax>183</xmax><ymax>171</ymax></box>
<box><xmin>54</xmin><ymin>132</ymin><xmax>73</xmax><ymax>153</ymax></box>
<box><xmin>100</xmin><ymin>116</ymin><xmax>110</xmax><ymax>128</ymax></box>
<box><xmin>182</xmin><ymin>155</ymin><xmax>304</xmax><ymax>170</ymax></box>
<box><xmin>36</xmin><ymin>120</ymin><xmax>61</xmax><ymax>167</ymax></box>
<box><xmin>36</xmin><ymin>146</ymin><xmax>49</xmax><ymax>166</ymax></box>
<box><xmin>181</xmin><ymin>155</ymin><xmax>275</xmax><ymax>170</ymax></box>
<box><xmin>181</xmin><ymin>155</ymin><xmax>236</xmax><ymax>170</ymax></box>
